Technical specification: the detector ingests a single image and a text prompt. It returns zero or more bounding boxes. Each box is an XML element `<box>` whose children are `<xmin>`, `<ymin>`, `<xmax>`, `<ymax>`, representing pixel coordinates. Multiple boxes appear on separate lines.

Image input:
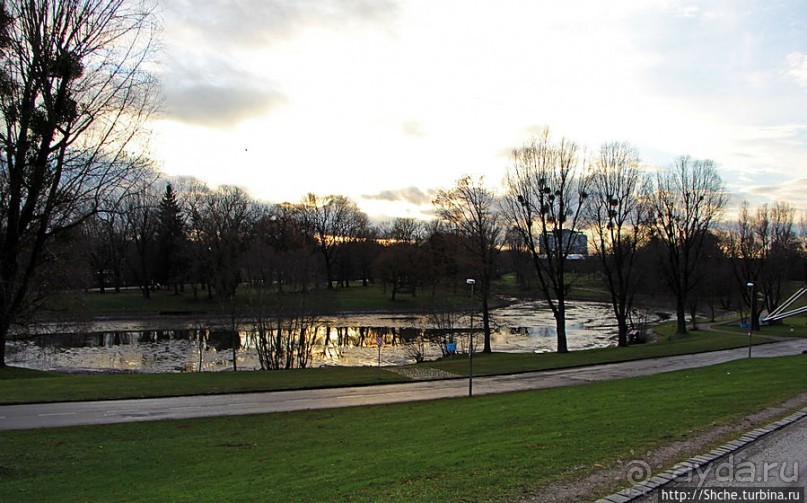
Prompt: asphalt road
<box><xmin>1</xmin><ymin>339</ymin><xmax>805</xmax><ymax>431</ymax></box>
<box><xmin>633</xmin><ymin>415</ymin><xmax>807</xmax><ymax>502</ymax></box>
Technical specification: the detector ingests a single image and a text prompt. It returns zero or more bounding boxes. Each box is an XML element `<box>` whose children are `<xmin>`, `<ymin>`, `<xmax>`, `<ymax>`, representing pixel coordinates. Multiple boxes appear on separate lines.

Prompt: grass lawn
<box><xmin>63</xmin><ymin>284</ymin><xmax>472</xmax><ymax>316</ymax></box>
<box><xmin>0</xmin><ymin>356</ymin><xmax>805</xmax><ymax>502</ymax></box>
<box><xmin>715</xmin><ymin>314</ymin><xmax>807</xmax><ymax>338</ymax></box>
<box><xmin>60</xmin><ymin>274</ymin><xmax>611</xmax><ymax>316</ymax></box>
<box><xmin>0</xmin><ymin>329</ymin><xmax>770</xmax><ymax>405</ymax></box>
<box><xmin>0</xmin><ymin>366</ymin><xmax>408</xmax><ymax>405</ymax></box>
<box><xmin>423</xmin><ymin>331</ymin><xmax>770</xmax><ymax>376</ymax></box>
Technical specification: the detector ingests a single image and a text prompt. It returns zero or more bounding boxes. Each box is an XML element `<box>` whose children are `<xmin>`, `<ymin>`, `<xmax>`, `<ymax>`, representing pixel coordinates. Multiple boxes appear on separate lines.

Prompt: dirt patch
<box><xmin>518</xmin><ymin>391</ymin><xmax>807</xmax><ymax>503</ymax></box>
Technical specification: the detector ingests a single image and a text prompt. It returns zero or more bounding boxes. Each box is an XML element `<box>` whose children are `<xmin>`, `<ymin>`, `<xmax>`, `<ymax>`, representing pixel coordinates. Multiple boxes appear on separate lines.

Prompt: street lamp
<box><xmin>747</xmin><ymin>282</ymin><xmax>754</xmax><ymax>358</ymax></box>
<box><xmin>466</xmin><ymin>278</ymin><xmax>476</xmax><ymax>397</ymax></box>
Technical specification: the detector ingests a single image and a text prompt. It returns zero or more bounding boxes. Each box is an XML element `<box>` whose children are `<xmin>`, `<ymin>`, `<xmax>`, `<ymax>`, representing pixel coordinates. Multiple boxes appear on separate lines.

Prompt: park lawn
<box><xmin>0</xmin><ymin>366</ymin><xmax>408</xmax><ymax>404</ymax></box>
<box><xmin>422</xmin><ymin>330</ymin><xmax>770</xmax><ymax>376</ymax></box>
<box><xmin>63</xmin><ymin>284</ymin><xmax>470</xmax><ymax>316</ymax></box>
<box><xmin>714</xmin><ymin>314</ymin><xmax>807</xmax><ymax>338</ymax></box>
<box><xmin>325</xmin><ymin>283</ymin><xmax>468</xmax><ymax>311</ymax></box>
<box><xmin>60</xmin><ymin>288</ymin><xmax>219</xmax><ymax>315</ymax></box>
<box><xmin>0</xmin><ymin>356</ymin><xmax>805</xmax><ymax>502</ymax></box>
<box><xmin>0</xmin><ymin>330</ymin><xmax>770</xmax><ymax>405</ymax></box>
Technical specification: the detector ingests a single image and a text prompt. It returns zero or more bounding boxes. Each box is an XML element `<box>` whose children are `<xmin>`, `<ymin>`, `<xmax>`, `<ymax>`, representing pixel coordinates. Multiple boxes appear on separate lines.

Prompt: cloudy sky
<box><xmin>151</xmin><ymin>0</ymin><xmax>807</xmax><ymax>221</ymax></box>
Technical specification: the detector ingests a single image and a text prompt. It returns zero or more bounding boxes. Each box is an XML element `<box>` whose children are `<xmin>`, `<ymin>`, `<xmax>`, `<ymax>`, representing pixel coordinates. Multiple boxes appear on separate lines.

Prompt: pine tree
<box><xmin>155</xmin><ymin>184</ymin><xmax>188</xmax><ymax>293</ymax></box>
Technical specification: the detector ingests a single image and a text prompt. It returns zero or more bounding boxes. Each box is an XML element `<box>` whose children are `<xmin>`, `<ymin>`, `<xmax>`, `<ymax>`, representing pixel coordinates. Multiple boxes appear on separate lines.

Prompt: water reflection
<box><xmin>7</xmin><ymin>301</ymin><xmax>669</xmax><ymax>373</ymax></box>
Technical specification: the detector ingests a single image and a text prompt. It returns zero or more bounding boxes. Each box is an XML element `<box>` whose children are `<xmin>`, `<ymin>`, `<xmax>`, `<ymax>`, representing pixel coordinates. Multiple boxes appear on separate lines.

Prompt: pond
<box><xmin>6</xmin><ymin>300</ymin><xmax>670</xmax><ymax>373</ymax></box>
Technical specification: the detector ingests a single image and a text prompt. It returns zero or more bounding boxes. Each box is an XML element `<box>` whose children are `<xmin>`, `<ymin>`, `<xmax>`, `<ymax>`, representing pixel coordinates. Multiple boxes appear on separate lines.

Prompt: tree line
<box><xmin>72</xmin><ymin>131</ymin><xmax>806</xmax><ymax>359</ymax></box>
<box><xmin>0</xmin><ymin>1</ymin><xmax>805</xmax><ymax>368</ymax></box>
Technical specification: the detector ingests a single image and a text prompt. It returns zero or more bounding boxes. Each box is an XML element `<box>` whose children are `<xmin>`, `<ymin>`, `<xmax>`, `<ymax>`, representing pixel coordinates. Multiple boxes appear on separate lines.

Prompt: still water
<box><xmin>7</xmin><ymin>300</ymin><xmax>668</xmax><ymax>373</ymax></box>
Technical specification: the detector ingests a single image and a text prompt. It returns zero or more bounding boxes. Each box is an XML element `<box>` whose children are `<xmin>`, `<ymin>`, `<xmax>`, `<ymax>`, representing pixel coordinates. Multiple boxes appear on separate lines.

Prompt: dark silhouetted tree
<box><xmin>588</xmin><ymin>142</ymin><xmax>648</xmax><ymax>346</ymax></box>
<box><xmin>648</xmin><ymin>156</ymin><xmax>726</xmax><ymax>334</ymax></box>
<box><xmin>504</xmin><ymin>128</ymin><xmax>590</xmax><ymax>353</ymax></box>
<box><xmin>155</xmin><ymin>183</ymin><xmax>187</xmax><ymax>293</ymax></box>
<box><xmin>0</xmin><ymin>0</ymin><xmax>158</xmax><ymax>365</ymax></box>
<box><xmin>434</xmin><ymin>176</ymin><xmax>502</xmax><ymax>353</ymax></box>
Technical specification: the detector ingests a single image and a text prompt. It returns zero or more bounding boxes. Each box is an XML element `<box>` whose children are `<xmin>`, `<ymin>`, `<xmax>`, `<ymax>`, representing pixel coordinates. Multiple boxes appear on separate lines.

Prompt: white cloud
<box><xmin>151</xmin><ymin>0</ymin><xmax>807</xmax><ymax>219</ymax></box>
<box><xmin>162</xmin><ymin>0</ymin><xmax>398</xmax><ymax>49</ymax></box>
<box><xmin>785</xmin><ymin>52</ymin><xmax>807</xmax><ymax>88</ymax></box>
<box><xmin>363</xmin><ymin>187</ymin><xmax>437</xmax><ymax>205</ymax></box>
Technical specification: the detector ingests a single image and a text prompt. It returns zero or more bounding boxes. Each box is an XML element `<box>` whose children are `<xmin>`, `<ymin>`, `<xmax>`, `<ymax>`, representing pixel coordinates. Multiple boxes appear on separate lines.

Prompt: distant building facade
<box><xmin>539</xmin><ymin>229</ymin><xmax>588</xmax><ymax>256</ymax></box>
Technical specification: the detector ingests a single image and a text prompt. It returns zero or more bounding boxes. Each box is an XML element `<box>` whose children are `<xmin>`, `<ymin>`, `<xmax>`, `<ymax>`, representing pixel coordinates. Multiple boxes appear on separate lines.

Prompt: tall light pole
<box><xmin>466</xmin><ymin>278</ymin><xmax>476</xmax><ymax>397</ymax></box>
<box><xmin>747</xmin><ymin>282</ymin><xmax>754</xmax><ymax>358</ymax></box>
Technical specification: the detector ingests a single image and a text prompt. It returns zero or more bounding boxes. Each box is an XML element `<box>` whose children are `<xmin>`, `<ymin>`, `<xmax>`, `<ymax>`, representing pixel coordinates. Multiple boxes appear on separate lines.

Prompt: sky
<box><xmin>150</xmin><ymin>0</ymin><xmax>807</xmax><ymax>222</ymax></box>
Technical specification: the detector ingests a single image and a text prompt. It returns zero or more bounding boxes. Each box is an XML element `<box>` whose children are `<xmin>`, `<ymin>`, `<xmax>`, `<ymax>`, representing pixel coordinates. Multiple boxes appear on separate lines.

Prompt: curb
<box><xmin>595</xmin><ymin>406</ymin><xmax>807</xmax><ymax>503</ymax></box>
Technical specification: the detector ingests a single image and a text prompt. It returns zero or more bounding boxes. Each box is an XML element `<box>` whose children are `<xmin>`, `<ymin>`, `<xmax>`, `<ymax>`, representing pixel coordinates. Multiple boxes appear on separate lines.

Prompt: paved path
<box><xmin>630</xmin><ymin>413</ymin><xmax>806</xmax><ymax>502</ymax></box>
<box><xmin>1</xmin><ymin>339</ymin><xmax>805</xmax><ymax>431</ymax></box>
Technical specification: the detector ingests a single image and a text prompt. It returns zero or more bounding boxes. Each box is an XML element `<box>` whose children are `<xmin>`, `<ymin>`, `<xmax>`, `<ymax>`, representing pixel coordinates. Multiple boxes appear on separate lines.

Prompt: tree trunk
<box><xmin>0</xmin><ymin>317</ymin><xmax>9</xmax><ymax>368</ymax></box>
<box><xmin>675</xmin><ymin>297</ymin><xmax>687</xmax><ymax>335</ymax></box>
<box><xmin>617</xmin><ymin>316</ymin><xmax>629</xmax><ymax>347</ymax></box>
<box><xmin>750</xmin><ymin>289</ymin><xmax>760</xmax><ymax>331</ymax></box>
<box><xmin>555</xmin><ymin>318</ymin><xmax>569</xmax><ymax>353</ymax></box>
<box><xmin>481</xmin><ymin>294</ymin><xmax>492</xmax><ymax>353</ymax></box>
<box><xmin>555</xmin><ymin>301</ymin><xmax>569</xmax><ymax>353</ymax></box>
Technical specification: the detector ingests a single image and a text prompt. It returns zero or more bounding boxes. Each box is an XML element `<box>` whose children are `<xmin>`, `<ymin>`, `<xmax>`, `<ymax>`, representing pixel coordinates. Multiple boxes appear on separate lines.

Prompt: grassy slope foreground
<box><xmin>0</xmin><ymin>356</ymin><xmax>805</xmax><ymax>502</ymax></box>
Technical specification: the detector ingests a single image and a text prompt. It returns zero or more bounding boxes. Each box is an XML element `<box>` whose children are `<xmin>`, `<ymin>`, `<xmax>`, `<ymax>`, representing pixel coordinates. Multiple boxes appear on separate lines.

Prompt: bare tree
<box><xmin>503</xmin><ymin>129</ymin><xmax>589</xmax><ymax>353</ymax></box>
<box><xmin>726</xmin><ymin>201</ymin><xmax>767</xmax><ymax>330</ymax></box>
<box><xmin>376</xmin><ymin>219</ymin><xmax>428</xmax><ymax>301</ymax></box>
<box><xmin>800</xmin><ymin>211</ymin><xmax>807</xmax><ymax>284</ymax></box>
<box><xmin>648</xmin><ymin>156</ymin><xmax>726</xmax><ymax>334</ymax></box>
<box><xmin>298</xmin><ymin>194</ymin><xmax>368</xmax><ymax>290</ymax></box>
<box><xmin>84</xmin><ymin>209</ymin><xmax>127</xmax><ymax>293</ymax></box>
<box><xmin>189</xmin><ymin>185</ymin><xmax>256</xmax><ymax>300</ymax></box>
<box><xmin>187</xmin><ymin>185</ymin><xmax>257</xmax><ymax>371</ymax></box>
<box><xmin>122</xmin><ymin>180</ymin><xmax>160</xmax><ymax>298</ymax></box>
<box><xmin>588</xmin><ymin>142</ymin><xmax>648</xmax><ymax>346</ymax></box>
<box><xmin>262</xmin><ymin>202</ymin><xmax>319</xmax><ymax>292</ymax></box>
<box><xmin>434</xmin><ymin>176</ymin><xmax>502</xmax><ymax>353</ymax></box>
<box><xmin>387</xmin><ymin>217</ymin><xmax>427</xmax><ymax>244</ymax></box>
<box><xmin>760</xmin><ymin>202</ymin><xmax>800</xmax><ymax>314</ymax></box>
<box><xmin>0</xmin><ymin>0</ymin><xmax>158</xmax><ymax>366</ymax></box>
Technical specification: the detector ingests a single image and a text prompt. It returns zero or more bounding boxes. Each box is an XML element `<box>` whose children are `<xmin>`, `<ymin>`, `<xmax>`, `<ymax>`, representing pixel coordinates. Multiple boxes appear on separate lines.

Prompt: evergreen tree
<box><xmin>155</xmin><ymin>184</ymin><xmax>188</xmax><ymax>293</ymax></box>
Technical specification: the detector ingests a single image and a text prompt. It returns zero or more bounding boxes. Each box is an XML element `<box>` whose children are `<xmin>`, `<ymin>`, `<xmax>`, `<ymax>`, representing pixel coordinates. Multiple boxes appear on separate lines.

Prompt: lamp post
<box><xmin>466</xmin><ymin>278</ymin><xmax>476</xmax><ymax>397</ymax></box>
<box><xmin>747</xmin><ymin>282</ymin><xmax>754</xmax><ymax>358</ymax></box>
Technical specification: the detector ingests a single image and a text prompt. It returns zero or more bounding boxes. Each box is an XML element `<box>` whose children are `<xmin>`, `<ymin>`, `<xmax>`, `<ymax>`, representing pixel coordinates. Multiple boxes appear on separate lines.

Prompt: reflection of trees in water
<box><xmin>13</xmin><ymin>302</ymin><xmax>663</xmax><ymax>372</ymax></box>
<box><xmin>247</xmin><ymin>306</ymin><xmax>320</xmax><ymax>370</ymax></box>
<box><xmin>24</xmin><ymin>324</ymin><xmax>467</xmax><ymax>371</ymax></box>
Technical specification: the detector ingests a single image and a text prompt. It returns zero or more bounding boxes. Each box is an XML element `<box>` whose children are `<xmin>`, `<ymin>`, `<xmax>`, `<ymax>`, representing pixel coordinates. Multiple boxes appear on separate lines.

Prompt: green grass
<box><xmin>64</xmin><ymin>284</ymin><xmax>472</xmax><ymax>316</ymax></box>
<box><xmin>495</xmin><ymin>271</ymin><xmax>613</xmax><ymax>302</ymax></box>
<box><xmin>327</xmin><ymin>284</ymin><xmax>467</xmax><ymax>311</ymax></box>
<box><xmin>0</xmin><ymin>366</ymin><xmax>407</xmax><ymax>405</ymax></box>
<box><xmin>0</xmin><ymin>356</ymin><xmax>805</xmax><ymax>502</ymax></box>
<box><xmin>0</xmin><ymin>366</ymin><xmax>52</xmax><ymax>380</ymax></box>
<box><xmin>424</xmin><ymin>330</ymin><xmax>769</xmax><ymax>376</ymax></box>
<box><xmin>714</xmin><ymin>314</ymin><xmax>807</xmax><ymax>338</ymax></box>
<box><xmin>48</xmin><ymin>288</ymin><xmax>218</xmax><ymax>315</ymax></box>
<box><xmin>0</xmin><ymin>328</ymin><xmax>769</xmax><ymax>405</ymax></box>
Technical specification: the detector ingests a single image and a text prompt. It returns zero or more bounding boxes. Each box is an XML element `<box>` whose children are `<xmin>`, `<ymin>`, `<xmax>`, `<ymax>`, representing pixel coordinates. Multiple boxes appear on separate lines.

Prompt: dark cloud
<box><xmin>158</xmin><ymin>1</ymin><xmax>397</xmax><ymax>127</ymax></box>
<box><xmin>159</xmin><ymin>56</ymin><xmax>286</xmax><ymax>127</ymax></box>
<box><xmin>164</xmin><ymin>0</ymin><xmax>399</xmax><ymax>48</ymax></box>
<box><xmin>362</xmin><ymin>186</ymin><xmax>437</xmax><ymax>206</ymax></box>
<box><xmin>164</xmin><ymin>83</ymin><xmax>285</xmax><ymax>127</ymax></box>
